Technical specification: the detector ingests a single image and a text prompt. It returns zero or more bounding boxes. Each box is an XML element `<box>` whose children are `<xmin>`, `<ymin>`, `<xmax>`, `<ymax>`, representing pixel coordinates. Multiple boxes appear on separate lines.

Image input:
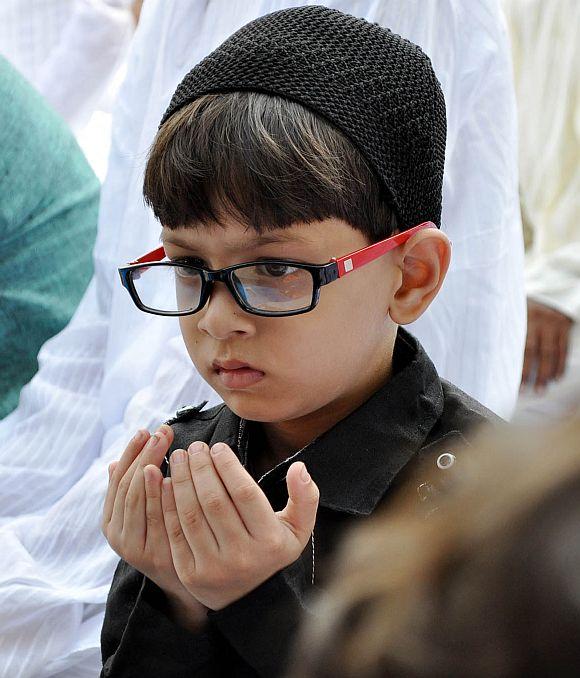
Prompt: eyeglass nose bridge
<box><xmin>201</xmin><ymin>267</ymin><xmax>249</xmax><ymax>310</ymax></box>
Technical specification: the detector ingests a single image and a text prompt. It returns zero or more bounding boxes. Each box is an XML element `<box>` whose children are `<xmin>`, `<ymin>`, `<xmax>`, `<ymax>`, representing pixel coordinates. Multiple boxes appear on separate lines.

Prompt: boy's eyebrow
<box><xmin>162</xmin><ymin>231</ymin><xmax>312</xmax><ymax>251</ymax></box>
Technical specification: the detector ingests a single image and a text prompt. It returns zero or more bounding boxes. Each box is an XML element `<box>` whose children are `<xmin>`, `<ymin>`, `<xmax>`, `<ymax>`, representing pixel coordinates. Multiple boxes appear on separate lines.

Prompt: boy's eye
<box><xmin>255</xmin><ymin>262</ymin><xmax>295</xmax><ymax>277</ymax></box>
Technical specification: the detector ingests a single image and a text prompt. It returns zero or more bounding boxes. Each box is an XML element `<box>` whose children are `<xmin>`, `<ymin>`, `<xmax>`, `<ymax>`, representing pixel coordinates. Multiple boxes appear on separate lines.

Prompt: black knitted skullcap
<box><xmin>161</xmin><ymin>5</ymin><xmax>446</xmax><ymax>230</ymax></box>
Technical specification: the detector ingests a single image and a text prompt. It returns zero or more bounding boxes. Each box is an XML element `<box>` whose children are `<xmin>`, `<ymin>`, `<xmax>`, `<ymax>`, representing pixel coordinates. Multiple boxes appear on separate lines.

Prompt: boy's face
<box><xmin>162</xmin><ymin>217</ymin><xmax>401</xmax><ymax>424</ymax></box>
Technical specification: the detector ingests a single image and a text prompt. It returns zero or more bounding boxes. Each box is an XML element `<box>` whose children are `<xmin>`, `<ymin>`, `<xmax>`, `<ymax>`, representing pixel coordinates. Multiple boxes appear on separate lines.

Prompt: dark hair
<box><xmin>143</xmin><ymin>91</ymin><xmax>398</xmax><ymax>242</ymax></box>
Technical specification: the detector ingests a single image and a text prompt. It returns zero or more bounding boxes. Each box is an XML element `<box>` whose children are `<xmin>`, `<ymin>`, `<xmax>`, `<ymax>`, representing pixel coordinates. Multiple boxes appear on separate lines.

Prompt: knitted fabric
<box><xmin>161</xmin><ymin>5</ymin><xmax>446</xmax><ymax>229</ymax></box>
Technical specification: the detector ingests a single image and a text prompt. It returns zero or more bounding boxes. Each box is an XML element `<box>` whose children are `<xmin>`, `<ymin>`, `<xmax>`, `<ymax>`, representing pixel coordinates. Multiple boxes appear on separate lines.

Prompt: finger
<box><xmin>210</xmin><ymin>442</ymin><xmax>278</xmax><ymax>539</ymax></box>
<box><xmin>169</xmin><ymin>447</ymin><xmax>218</xmax><ymax>552</ymax></box>
<box><xmin>144</xmin><ymin>465</ymin><xmax>169</xmax><ymax>548</ymax></box>
<box><xmin>521</xmin><ymin>325</ymin><xmax>539</xmax><ymax>387</ymax></box>
<box><xmin>277</xmin><ymin>462</ymin><xmax>319</xmax><ymax>548</ymax></box>
<box><xmin>161</xmin><ymin>476</ymin><xmax>198</xmax><ymax>578</ymax></box>
<box><xmin>103</xmin><ymin>429</ymin><xmax>149</xmax><ymax>527</ymax></box>
<box><xmin>141</xmin><ymin>424</ymin><xmax>174</xmax><ymax>468</ymax></box>
<box><xmin>121</xmin><ymin>468</ymin><xmax>147</xmax><ymax>552</ymax></box>
<box><xmin>535</xmin><ymin>328</ymin><xmax>558</xmax><ymax>392</ymax></box>
<box><xmin>187</xmin><ymin>442</ymin><xmax>246</xmax><ymax>545</ymax></box>
<box><xmin>109</xmin><ymin>428</ymin><xmax>171</xmax><ymax>535</ymax></box>
<box><xmin>556</xmin><ymin>325</ymin><xmax>571</xmax><ymax>380</ymax></box>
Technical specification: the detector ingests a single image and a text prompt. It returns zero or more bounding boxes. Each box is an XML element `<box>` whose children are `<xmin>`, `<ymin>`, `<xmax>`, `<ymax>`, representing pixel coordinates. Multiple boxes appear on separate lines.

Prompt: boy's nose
<box><xmin>196</xmin><ymin>281</ymin><xmax>256</xmax><ymax>340</ymax></box>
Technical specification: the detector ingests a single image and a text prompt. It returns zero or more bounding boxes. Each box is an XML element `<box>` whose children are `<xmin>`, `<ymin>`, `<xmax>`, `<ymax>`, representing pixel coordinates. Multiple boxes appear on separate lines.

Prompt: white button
<box><xmin>437</xmin><ymin>452</ymin><xmax>456</xmax><ymax>470</ymax></box>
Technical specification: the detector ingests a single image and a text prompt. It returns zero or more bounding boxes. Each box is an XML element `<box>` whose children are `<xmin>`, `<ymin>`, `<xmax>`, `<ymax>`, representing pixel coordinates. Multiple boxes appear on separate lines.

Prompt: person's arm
<box><xmin>100</xmin><ymin>560</ymin><xmax>220</xmax><ymax>677</ymax></box>
<box><xmin>525</xmin><ymin>243</ymin><xmax>580</xmax><ymax>324</ymax></box>
<box><xmin>101</xmin><ymin>557</ymin><xmax>315</xmax><ymax>677</ymax></box>
<box><xmin>101</xmin><ymin>431</ymin><xmax>319</xmax><ymax>676</ymax></box>
<box><xmin>208</xmin><ymin>569</ymin><xmax>313</xmax><ymax>677</ymax></box>
<box><xmin>100</xmin><ymin>428</ymin><xmax>222</xmax><ymax>676</ymax></box>
<box><xmin>155</xmin><ymin>441</ymin><xmax>319</xmax><ymax>676</ymax></box>
<box><xmin>522</xmin><ymin>243</ymin><xmax>580</xmax><ymax>390</ymax></box>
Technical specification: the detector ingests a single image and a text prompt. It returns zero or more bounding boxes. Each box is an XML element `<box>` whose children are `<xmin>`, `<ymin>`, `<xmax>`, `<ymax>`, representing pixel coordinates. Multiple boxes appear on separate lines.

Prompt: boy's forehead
<box><xmin>161</xmin><ymin>223</ymin><xmax>320</xmax><ymax>253</ymax></box>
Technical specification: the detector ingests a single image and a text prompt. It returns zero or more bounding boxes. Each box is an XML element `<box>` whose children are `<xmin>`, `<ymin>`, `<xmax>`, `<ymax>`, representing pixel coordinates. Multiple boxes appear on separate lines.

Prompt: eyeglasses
<box><xmin>118</xmin><ymin>221</ymin><xmax>434</xmax><ymax>318</ymax></box>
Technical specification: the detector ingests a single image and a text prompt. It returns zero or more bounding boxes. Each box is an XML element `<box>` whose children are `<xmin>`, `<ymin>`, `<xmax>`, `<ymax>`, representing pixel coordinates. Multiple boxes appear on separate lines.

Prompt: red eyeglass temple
<box><xmin>332</xmin><ymin>221</ymin><xmax>434</xmax><ymax>276</ymax></box>
<box><xmin>128</xmin><ymin>221</ymin><xmax>435</xmax><ymax>271</ymax></box>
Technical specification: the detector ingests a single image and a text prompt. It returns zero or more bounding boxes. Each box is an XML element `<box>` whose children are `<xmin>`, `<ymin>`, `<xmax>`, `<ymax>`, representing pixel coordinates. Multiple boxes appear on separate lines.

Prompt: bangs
<box><xmin>144</xmin><ymin>91</ymin><xmax>397</xmax><ymax>240</ymax></box>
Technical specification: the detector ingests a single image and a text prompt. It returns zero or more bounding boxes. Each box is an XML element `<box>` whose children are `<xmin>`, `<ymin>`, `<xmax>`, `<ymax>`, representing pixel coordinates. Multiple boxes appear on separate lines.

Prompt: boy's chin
<box><xmin>219</xmin><ymin>391</ymin><xmax>296</xmax><ymax>424</ymax></box>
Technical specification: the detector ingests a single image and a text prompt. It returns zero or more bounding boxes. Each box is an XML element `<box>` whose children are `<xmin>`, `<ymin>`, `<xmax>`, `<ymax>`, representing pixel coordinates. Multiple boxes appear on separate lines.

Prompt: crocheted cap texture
<box><xmin>161</xmin><ymin>5</ymin><xmax>446</xmax><ymax>229</ymax></box>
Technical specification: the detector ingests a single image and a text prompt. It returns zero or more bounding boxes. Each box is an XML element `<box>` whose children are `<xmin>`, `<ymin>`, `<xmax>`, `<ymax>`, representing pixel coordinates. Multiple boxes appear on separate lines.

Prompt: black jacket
<box><xmin>101</xmin><ymin>329</ymin><xmax>498</xmax><ymax>677</ymax></box>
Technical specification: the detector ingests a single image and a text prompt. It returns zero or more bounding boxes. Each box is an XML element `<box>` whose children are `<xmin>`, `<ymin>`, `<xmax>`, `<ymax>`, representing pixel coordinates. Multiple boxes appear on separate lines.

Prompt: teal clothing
<box><xmin>0</xmin><ymin>57</ymin><xmax>99</xmax><ymax>419</ymax></box>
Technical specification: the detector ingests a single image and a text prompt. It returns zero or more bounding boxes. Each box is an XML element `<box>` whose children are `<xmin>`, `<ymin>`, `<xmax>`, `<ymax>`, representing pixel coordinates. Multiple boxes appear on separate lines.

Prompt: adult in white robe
<box><xmin>0</xmin><ymin>1</ymin><xmax>524</xmax><ymax>675</ymax></box>
<box><xmin>504</xmin><ymin>0</ymin><xmax>580</xmax><ymax>421</ymax></box>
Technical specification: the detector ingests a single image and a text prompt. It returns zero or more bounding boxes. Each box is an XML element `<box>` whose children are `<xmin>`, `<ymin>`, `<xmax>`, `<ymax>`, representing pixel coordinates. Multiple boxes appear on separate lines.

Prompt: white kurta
<box><xmin>504</xmin><ymin>0</ymin><xmax>580</xmax><ymax>419</ymax></box>
<box><xmin>0</xmin><ymin>1</ymin><xmax>524</xmax><ymax>675</ymax></box>
<box><xmin>503</xmin><ymin>0</ymin><xmax>580</xmax><ymax>322</ymax></box>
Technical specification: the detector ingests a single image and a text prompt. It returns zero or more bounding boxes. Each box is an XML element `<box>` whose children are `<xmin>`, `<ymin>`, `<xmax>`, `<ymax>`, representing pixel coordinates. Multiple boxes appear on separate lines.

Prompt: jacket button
<box><xmin>437</xmin><ymin>452</ymin><xmax>456</xmax><ymax>470</ymax></box>
<box><xmin>417</xmin><ymin>482</ymin><xmax>436</xmax><ymax>501</ymax></box>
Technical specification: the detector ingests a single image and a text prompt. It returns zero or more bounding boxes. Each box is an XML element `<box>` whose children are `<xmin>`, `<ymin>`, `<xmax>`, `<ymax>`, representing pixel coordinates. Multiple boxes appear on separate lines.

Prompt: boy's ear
<box><xmin>389</xmin><ymin>229</ymin><xmax>451</xmax><ymax>325</ymax></box>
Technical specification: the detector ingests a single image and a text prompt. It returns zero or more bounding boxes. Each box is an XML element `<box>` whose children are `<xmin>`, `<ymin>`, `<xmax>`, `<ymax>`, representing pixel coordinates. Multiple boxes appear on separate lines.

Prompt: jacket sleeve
<box><xmin>100</xmin><ymin>560</ymin><xmax>222</xmax><ymax>677</ymax></box>
<box><xmin>208</xmin><ymin>569</ymin><xmax>313</xmax><ymax>678</ymax></box>
<box><xmin>525</xmin><ymin>242</ymin><xmax>580</xmax><ymax>322</ymax></box>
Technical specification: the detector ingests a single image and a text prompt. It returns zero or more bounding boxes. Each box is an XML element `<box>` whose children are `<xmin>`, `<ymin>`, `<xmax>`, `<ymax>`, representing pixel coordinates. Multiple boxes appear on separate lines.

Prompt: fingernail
<box><xmin>210</xmin><ymin>443</ymin><xmax>226</xmax><ymax>456</ymax></box>
<box><xmin>162</xmin><ymin>477</ymin><xmax>172</xmax><ymax>493</ymax></box>
<box><xmin>133</xmin><ymin>430</ymin><xmax>145</xmax><ymax>443</ymax></box>
<box><xmin>188</xmin><ymin>441</ymin><xmax>205</xmax><ymax>455</ymax></box>
<box><xmin>171</xmin><ymin>449</ymin><xmax>187</xmax><ymax>464</ymax></box>
<box><xmin>148</xmin><ymin>433</ymin><xmax>160</xmax><ymax>447</ymax></box>
<box><xmin>300</xmin><ymin>465</ymin><xmax>311</xmax><ymax>483</ymax></box>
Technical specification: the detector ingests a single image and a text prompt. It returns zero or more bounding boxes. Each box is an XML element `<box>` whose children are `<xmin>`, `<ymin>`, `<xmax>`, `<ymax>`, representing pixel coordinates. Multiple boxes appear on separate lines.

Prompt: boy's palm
<box><xmin>102</xmin><ymin>427</ymin><xmax>319</xmax><ymax>621</ymax></box>
<box><xmin>161</xmin><ymin>441</ymin><xmax>320</xmax><ymax>610</ymax></box>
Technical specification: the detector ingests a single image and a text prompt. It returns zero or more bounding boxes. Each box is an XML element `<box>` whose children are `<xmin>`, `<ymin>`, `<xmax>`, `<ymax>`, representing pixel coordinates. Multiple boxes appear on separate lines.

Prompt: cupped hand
<box><xmin>522</xmin><ymin>298</ymin><xmax>574</xmax><ymax>393</ymax></box>
<box><xmin>102</xmin><ymin>426</ymin><xmax>207</xmax><ymax>626</ymax></box>
<box><xmin>161</xmin><ymin>441</ymin><xmax>320</xmax><ymax>610</ymax></box>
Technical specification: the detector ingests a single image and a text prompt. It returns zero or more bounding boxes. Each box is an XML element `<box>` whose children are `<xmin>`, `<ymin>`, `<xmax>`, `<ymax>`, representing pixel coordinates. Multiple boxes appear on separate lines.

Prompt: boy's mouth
<box><xmin>212</xmin><ymin>359</ymin><xmax>265</xmax><ymax>389</ymax></box>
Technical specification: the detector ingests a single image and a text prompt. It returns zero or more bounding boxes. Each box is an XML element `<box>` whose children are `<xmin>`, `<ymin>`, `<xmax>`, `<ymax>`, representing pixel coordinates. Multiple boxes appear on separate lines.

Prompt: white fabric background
<box><xmin>0</xmin><ymin>1</ymin><xmax>524</xmax><ymax>675</ymax></box>
<box><xmin>0</xmin><ymin>0</ymin><xmax>135</xmax><ymax>178</ymax></box>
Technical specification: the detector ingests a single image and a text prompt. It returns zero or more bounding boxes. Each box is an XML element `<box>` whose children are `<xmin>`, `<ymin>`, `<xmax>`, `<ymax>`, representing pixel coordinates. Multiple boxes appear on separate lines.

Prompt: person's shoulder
<box><xmin>440</xmin><ymin>378</ymin><xmax>503</xmax><ymax>428</ymax></box>
<box><xmin>419</xmin><ymin>379</ymin><xmax>501</xmax><ymax>462</ymax></box>
<box><xmin>164</xmin><ymin>400</ymin><xmax>231</xmax><ymax>454</ymax></box>
<box><xmin>165</xmin><ymin>400</ymin><xmax>227</xmax><ymax>426</ymax></box>
<box><xmin>408</xmin><ymin>380</ymin><xmax>502</xmax><ymax>510</ymax></box>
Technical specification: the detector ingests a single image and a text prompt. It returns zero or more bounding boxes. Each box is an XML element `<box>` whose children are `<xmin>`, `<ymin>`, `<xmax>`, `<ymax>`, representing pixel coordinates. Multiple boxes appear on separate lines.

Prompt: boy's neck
<box><xmin>256</xmin><ymin>340</ymin><xmax>395</xmax><ymax>471</ymax></box>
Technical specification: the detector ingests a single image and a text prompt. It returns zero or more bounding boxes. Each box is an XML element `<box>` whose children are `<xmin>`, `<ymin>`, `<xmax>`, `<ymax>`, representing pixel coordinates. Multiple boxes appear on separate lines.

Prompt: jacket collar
<box><xmin>300</xmin><ymin>327</ymin><xmax>443</xmax><ymax>515</ymax></box>
<box><xmin>230</xmin><ymin>327</ymin><xmax>444</xmax><ymax>516</ymax></box>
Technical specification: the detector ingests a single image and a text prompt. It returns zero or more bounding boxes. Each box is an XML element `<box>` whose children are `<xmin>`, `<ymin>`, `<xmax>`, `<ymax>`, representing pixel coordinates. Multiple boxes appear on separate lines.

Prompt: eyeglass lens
<box><xmin>130</xmin><ymin>262</ymin><xmax>315</xmax><ymax>314</ymax></box>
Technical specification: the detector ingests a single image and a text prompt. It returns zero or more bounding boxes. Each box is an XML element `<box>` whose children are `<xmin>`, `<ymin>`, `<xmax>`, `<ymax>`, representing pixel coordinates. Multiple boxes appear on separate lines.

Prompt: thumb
<box><xmin>278</xmin><ymin>462</ymin><xmax>320</xmax><ymax>546</ymax></box>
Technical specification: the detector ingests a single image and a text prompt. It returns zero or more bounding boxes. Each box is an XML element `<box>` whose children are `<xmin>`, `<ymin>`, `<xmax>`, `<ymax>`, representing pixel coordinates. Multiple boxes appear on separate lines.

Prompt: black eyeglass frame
<box><xmin>118</xmin><ymin>221</ymin><xmax>434</xmax><ymax>318</ymax></box>
<box><xmin>118</xmin><ymin>259</ymin><xmax>340</xmax><ymax>318</ymax></box>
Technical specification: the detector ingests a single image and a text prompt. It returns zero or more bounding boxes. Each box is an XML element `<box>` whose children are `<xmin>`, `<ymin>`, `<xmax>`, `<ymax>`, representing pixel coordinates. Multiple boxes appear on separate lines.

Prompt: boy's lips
<box><xmin>212</xmin><ymin>359</ymin><xmax>265</xmax><ymax>389</ymax></box>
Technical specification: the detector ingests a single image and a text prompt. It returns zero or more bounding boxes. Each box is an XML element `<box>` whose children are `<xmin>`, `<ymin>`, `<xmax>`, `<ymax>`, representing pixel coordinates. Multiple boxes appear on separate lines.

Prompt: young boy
<box><xmin>101</xmin><ymin>6</ymin><xmax>497</xmax><ymax>677</ymax></box>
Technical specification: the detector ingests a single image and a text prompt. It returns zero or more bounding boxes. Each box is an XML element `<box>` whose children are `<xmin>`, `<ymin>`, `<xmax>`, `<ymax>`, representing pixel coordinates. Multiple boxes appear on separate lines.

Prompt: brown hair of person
<box><xmin>289</xmin><ymin>417</ymin><xmax>580</xmax><ymax>678</ymax></box>
<box><xmin>143</xmin><ymin>91</ymin><xmax>398</xmax><ymax>240</ymax></box>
